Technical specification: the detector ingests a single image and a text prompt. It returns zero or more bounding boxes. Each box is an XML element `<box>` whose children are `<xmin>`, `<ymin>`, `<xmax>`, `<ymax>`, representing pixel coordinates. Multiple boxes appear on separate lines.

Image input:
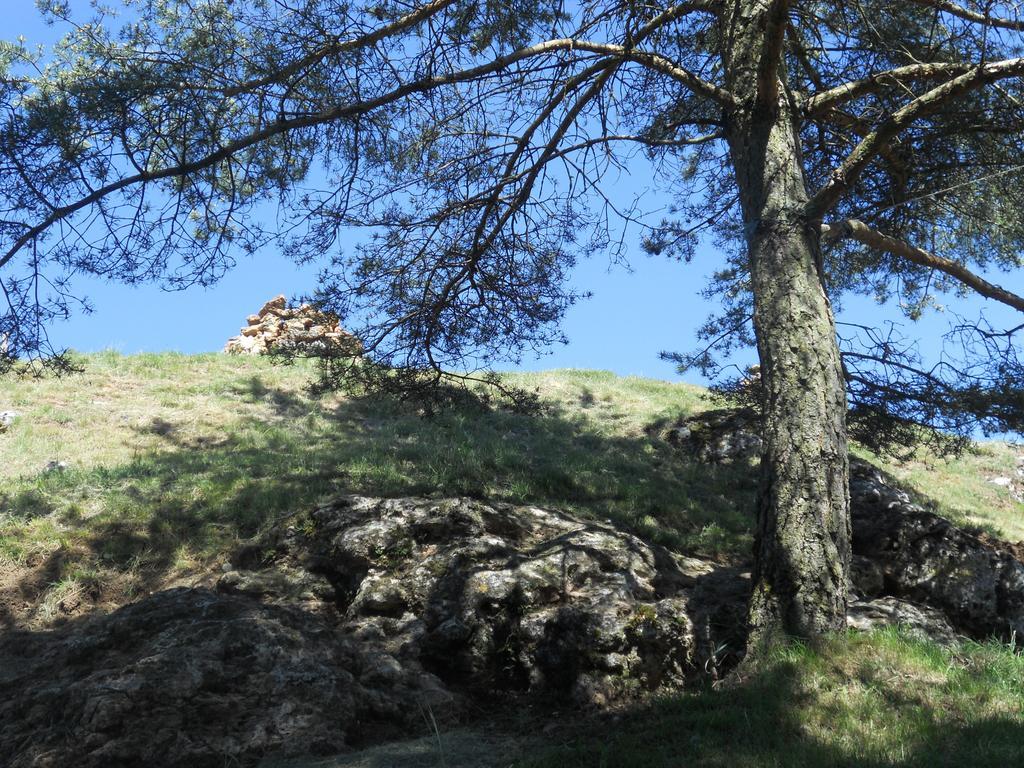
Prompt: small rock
<box><xmin>653</xmin><ymin>408</ymin><xmax>762</xmax><ymax>463</ymax></box>
<box><xmin>847</xmin><ymin>597</ymin><xmax>961</xmax><ymax>646</ymax></box>
<box><xmin>0</xmin><ymin>410</ymin><xmax>18</xmax><ymax>432</ymax></box>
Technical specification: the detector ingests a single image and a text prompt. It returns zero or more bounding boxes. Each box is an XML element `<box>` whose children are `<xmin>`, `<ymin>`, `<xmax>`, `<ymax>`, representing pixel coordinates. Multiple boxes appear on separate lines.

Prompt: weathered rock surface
<box><xmin>0</xmin><ymin>588</ymin><xmax>452</xmax><ymax>768</ymax></box>
<box><xmin>224</xmin><ymin>295</ymin><xmax>362</xmax><ymax>357</ymax></box>
<box><xmin>227</xmin><ymin>497</ymin><xmax>743</xmax><ymax>702</ymax></box>
<box><xmin>652</xmin><ymin>407</ymin><xmax>762</xmax><ymax>463</ymax></box>
<box><xmin>0</xmin><ymin>497</ymin><xmax>744</xmax><ymax>768</ymax></box>
<box><xmin>850</xmin><ymin>461</ymin><xmax>1024</xmax><ymax>640</ymax></box>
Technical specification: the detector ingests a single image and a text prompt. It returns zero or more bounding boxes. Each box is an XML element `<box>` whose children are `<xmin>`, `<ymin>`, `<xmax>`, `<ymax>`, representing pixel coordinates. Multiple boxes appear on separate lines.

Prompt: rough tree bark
<box><xmin>721</xmin><ymin>1</ymin><xmax>851</xmax><ymax>643</ymax></box>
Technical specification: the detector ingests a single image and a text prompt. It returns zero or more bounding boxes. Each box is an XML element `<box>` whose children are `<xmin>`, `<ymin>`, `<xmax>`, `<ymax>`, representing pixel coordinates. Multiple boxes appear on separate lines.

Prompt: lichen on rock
<box><xmin>6</xmin><ymin>466</ymin><xmax>1024</xmax><ymax>767</ymax></box>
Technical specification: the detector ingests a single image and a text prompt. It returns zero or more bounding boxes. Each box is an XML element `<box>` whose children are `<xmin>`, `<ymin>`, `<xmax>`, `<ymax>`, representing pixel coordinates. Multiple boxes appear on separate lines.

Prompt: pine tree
<box><xmin>3</xmin><ymin>0</ymin><xmax>1024</xmax><ymax>642</ymax></box>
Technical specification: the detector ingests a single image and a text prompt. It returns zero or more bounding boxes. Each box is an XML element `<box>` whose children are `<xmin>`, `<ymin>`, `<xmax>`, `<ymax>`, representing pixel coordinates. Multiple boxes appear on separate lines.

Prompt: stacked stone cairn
<box><xmin>224</xmin><ymin>295</ymin><xmax>361</xmax><ymax>357</ymax></box>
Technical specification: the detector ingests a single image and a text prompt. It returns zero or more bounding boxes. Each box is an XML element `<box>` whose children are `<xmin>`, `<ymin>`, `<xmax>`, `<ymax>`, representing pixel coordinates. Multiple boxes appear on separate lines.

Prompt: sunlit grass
<box><xmin>1</xmin><ymin>351</ymin><xmax>1021</xmax><ymax>628</ymax></box>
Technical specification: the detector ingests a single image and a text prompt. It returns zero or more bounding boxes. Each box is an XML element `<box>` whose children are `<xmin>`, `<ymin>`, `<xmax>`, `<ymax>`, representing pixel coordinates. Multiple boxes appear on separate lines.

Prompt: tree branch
<box><xmin>756</xmin><ymin>0</ymin><xmax>793</xmax><ymax>110</ymax></box>
<box><xmin>1</xmin><ymin>36</ymin><xmax>736</xmax><ymax>272</ymax></box>
<box><xmin>219</xmin><ymin>0</ymin><xmax>461</xmax><ymax>98</ymax></box>
<box><xmin>906</xmin><ymin>0</ymin><xmax>1024</xmax><ymax>31</ymax></box>
<box><xmin>572</xmin><ymin>42</ymin><xmax>738</xmax><ymax>106</ymax></box>
<box><xmin>821</xmin><ymin>218</ymin><xmax>1024</xmax><ymax>313</ymax></box>
<box><xmin>805</xmin><ymin>57</ymin><xmax>1024</xmax><ymax>218</ymax></box>
<box><xmin>803</xmin><ymin>61</ymin><xmax>973</xmax><ymax>115</ymax></box>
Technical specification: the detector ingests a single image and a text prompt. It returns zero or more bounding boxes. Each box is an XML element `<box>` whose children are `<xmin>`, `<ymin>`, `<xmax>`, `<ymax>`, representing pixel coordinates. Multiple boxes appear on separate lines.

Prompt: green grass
<box><xmin>519</xmin><ymin>630</ymin><xmax>1024</xmax><ymax>768</ymax></box>
<box><xmin>0</xmin><ymin>352</ymin><xmax>755</xmax><ymax>621</ymax></box>
<box><xmin>1</xmin><ymin>351</ymin><xmax>1022</xmax><ymax>625</ymax></box>
<box><xmin>3</xmin><ymin>352</ymin><xmax>1024</xmax><ymax>766</ymax></box>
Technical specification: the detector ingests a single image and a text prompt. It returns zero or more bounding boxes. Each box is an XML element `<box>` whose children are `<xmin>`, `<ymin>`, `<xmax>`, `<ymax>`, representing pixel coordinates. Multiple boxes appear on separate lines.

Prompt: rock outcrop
<box><xmin>4</xmin><ymin>440</ymin><xmax>1024</xmax><ymax>766</ymax></box>
<box><xmin>656</xmin><ymin>407</ymin><xmax>1024</xmax><ymax>644</ymax></box>
<box><xmin>850</xmin><ymin>461</ymin><xmax>1024</xmax><ymax>640</ymax></box>
<box><xmin>0</xmin><ymin>588</ymin><xmax>452</xmax><ymax>768</ymax></box>
<box><xmin>653</xmin><ymin>407</ymin><xmax>763</xmax><ymax>464</ymax></box>
<box><xmin>225</xmin><ymin>496</ymin><xmax>744</xmax><ymax>701</ymax></box>
<box><xmin>224</xmin><ymin>295</ymin><xmax>361</xmax><ymax>357</ymax></box>
<box><xmin>0</xmin><ymin>497</ymin><xmax>745</xmax><ymax>768</ymax></box>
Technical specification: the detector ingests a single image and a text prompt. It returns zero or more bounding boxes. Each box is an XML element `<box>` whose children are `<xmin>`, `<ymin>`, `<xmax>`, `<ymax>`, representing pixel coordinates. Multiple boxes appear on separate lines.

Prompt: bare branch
<box><xmin>803</xmin><ymin>61</ymin><xmax>972</xmax><ymax>115</ymax></box>
<box><xmin>219</xmin><ymin>0</ymin><xmax>461</xmax><ymax>98</ymax></box>
<box><xmin>822</xmin><ymin>218</ymin><xmax>1024</xmax><ymax>313</ymax></box>
<box><xmin>906</xmin><ymin>0</ymin><xmax>1024</xmax><ymax>31</ymax></box>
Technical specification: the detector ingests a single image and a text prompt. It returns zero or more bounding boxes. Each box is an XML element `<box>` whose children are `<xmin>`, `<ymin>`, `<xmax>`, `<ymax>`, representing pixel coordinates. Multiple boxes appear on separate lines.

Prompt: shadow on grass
<box><xmin>0</xmin><ymin>379</ymin><xmax>758</xmax><ymax>623</ymax></box>
<box><xmin>254</xmin><ymin>632</ymin><xmax>1024</xmax><ymax>768</ymax></box>
<box><xmin>516</xmin><ymin>648</ymin><xmax>1024</xmax><ymax>768</ymax></box>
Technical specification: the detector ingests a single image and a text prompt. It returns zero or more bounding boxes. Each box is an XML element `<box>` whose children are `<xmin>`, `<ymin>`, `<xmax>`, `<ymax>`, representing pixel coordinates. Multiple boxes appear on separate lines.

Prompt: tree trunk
<box><xmin>721</xmin><ymin>2</ymin><xmax>851</xmax><ymax>644</ymax></box>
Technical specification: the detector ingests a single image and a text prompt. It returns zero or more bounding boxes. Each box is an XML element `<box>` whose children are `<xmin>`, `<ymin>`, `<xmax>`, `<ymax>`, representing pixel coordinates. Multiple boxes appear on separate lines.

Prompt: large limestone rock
<box><xmin>850</xmin><ymin>461</ymin><xmax>1024</xmax><ymax>640</ymax></box>
<box><xmin>224</xmin><ymin>295</ymin><xmax>362</xmax><ymax>357</ymax></box>
<box><xmin>0</xmin><ymin>497</ymin><xmax>744</xmax><ymax>768</ymax></box>
<box><xmin>226</xmin><ymin>496</ymin><xmax>742</xmax><ymax>702</ymax></box>
<box><xmin>0</xmin><ymin>588</ymin><xmax>452</xmax><ymax>768</ymax></box>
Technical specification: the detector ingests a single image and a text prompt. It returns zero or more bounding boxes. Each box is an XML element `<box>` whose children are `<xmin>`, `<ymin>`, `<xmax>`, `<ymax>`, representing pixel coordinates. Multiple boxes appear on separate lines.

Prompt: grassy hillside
<box><xmin>2</xmin><ymin>352</ymin><xmax>1023</xmax><ymax>766</ymax></box>
<box><xmin>1</xmin><ymin>351</ymin><xmax>752</xmax><ymax>622</ymax></box>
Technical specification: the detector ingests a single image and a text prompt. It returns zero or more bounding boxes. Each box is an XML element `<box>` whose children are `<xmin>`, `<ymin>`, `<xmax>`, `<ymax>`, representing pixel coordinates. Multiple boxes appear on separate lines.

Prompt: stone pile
<box><xmin>224</xmin><ymin>295</ymin><xmax>361</xmax><ymax>357</ymax></box>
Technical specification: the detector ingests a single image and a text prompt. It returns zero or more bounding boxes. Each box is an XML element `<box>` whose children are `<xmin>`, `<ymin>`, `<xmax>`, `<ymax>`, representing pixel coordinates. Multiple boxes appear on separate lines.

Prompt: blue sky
<box><xmin>9</xmin><ymin>2</ymin><xmax>1024</xmax><ymax>387</ymax></box>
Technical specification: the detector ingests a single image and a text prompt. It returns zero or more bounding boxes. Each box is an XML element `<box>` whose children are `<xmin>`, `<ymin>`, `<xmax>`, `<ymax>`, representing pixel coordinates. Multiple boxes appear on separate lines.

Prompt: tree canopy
<box><xmin>1</xmin><ymin>2</ymin><xmax>1021</xmax><ymax>436</ymax></box>
<box><xmin>4</xmin><ymin>0</ymin><xmax>1024</xmax><ymax>639</ymax></box>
